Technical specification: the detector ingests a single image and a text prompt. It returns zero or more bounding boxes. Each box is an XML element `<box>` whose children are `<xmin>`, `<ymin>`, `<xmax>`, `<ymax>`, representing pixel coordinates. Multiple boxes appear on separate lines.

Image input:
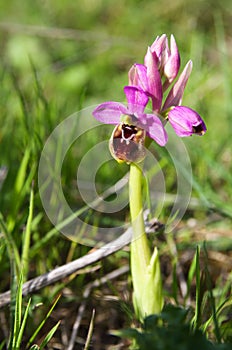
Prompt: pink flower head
<box><xmin>93</xmin><ymin>86</ymin><xmax>168</xmax><ymax>163</ymax></box>
<box><xmin>128</xmin><ymin>35</ymin><xmax>183</xmax><ymax>111</ymax></box>
<box><xmin>128</xmin><ymin>35</ymin><xmax>206</xmax><ymax>138</ymax></box>
<box><xmin>93</xmin><ymin>33</ymin><xmax>207</xmax><ymax>160</ymax></box>
<box><xmin>93</xmin><ymin>86</ymin><xmax>168</xmax><ymax>147</ymax></box>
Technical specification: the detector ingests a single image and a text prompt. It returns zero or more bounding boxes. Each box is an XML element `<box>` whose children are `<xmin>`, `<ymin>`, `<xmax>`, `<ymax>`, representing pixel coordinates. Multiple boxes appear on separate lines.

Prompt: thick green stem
<box><xmin>129</xmin><ymin>163</ymin><xmax>151</xmax><ymax>261</ymax></box>
<box><xmin>129</xmin><ymin>163</ymin><xmax>151</xmax><ymax>314</ymax></box>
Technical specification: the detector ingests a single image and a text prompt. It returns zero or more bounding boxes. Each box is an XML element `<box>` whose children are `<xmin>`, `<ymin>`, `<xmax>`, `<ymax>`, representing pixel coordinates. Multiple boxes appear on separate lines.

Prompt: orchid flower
<box><xmin>93</xmin><ymin>86</ymin><xmax>168</xmax><ymax>163</ymax></box>
<box><xmin>128</xmin><ymin>35</ymin><xmax>207</xmax><ymax>138</ymax></box>
<box><xmin>92</xmin><ymin>33</ymin><xmax>207</xmax><ymax>321</ymax></box>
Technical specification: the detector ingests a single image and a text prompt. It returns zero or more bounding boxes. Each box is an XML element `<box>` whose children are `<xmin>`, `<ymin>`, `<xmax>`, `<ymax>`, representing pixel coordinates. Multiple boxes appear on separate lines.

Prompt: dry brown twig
<box><xmin>0</xmin><ymin>215</ymin><xmax>164</xmax><ymax>308</ymax></box>
<box><xmin>0</xmin><ymin>175</ymin><xmax>164</xmax><ymax>308</ymax></box>
<box><xmin>0</xmin><ymin>227</ymin><xmax>133</xmax><ymax>308</ymax></box>
<box><xmin>67</xmin><ymin>266</ymin><xmax>129</xmax><ymax>350</ymax></box>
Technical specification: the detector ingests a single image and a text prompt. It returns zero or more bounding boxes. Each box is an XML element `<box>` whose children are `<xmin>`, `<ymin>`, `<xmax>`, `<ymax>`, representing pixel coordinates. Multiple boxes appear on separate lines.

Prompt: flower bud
<box><xmin>163</xmin><ymin>34</ymin><xmax>180</xmax><ymax>84</ymax></box>
<box><xmin>168</xmin><ymin>106</ymin><xmax>207</xmax><ymax>137</ymax></box>
<box><xmin>148</xmin><ymin>34</ymin><xmax>167</xmax><ymax>70</ymax></box>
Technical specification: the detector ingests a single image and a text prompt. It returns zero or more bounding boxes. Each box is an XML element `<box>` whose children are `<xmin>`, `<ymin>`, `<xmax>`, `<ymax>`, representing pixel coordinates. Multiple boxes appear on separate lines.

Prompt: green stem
<box><xmin>129</xmin><ymin>162</ymin><xmax>164</xmax><ymax>319</ymax></box>
<box><xmin>129</xmin><ymin>163</ymin><xmax>151</xmax><ymax>310</ymax></box>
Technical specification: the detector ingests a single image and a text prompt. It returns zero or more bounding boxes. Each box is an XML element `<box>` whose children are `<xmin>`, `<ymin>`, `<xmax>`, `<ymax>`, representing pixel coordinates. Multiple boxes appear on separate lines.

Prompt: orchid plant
<box><xmin>93</xmin><ymin>34</ymin><xmax>206</xmax><ymax>321</ymax></box>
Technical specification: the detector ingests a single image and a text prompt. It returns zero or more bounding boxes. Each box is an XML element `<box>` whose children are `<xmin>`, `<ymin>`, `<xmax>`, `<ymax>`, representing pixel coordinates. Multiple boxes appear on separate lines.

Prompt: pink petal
<box><xmin>163</xmin><ymin>34</ymin><xmax>180</xmax><ymax>84</ymax></box>
<box><xmin>93</xmin><ymin>101</ymin><xmax>127</xmax><ymax>124</ymax></box>
<box><xmin>124</xmin><ymin>86</ymin><xmax>148</xmax><ymax>114</ymax></box>
<box><xmin>128</xmin><ymin>63</ymin><xmax>149</xmax><ymax>91</ymax></box>
<box><xmin>149</xmin><ymin>34</ymin><xmax>167</xmax><ymax>68</ymax></box>
<box><xmin>168</xmin><ymin>106</ymin><xmax>207</xmax><ymax>137</ymax></box>
<box><xmin>162</xmin><ymin>60</ymin><xmax>193</xmax><ymax>111</ymax></box>
<box><xmin>137</xmin><ymin>113</ymin><xmax>168</xmax><ymax>146</ymax></box>
<box><xmin>144</xmin><ymin>47</ymin><xmax>163</xmax><ymax>112</ymax></box>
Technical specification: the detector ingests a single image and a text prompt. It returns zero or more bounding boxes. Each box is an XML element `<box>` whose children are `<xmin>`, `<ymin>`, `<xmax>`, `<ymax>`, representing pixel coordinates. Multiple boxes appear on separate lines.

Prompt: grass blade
<box><xmin>185</xmin><ymin>247</ymin><xmax>198</xmax><ymax>304</ymax></box>
<box><xmin>84</xmin><ymin>309</ymin><xmax>95</xmax><ymax>350</ymax></box>
<box><xmin>12</xmin><ymin>271</ymin><xmax>24</xmax><ymax>349</ymax></box>
<box><xmin>0</xmin><ymin>212</ymin><xmax>20</xmax><ymax>274</ymax></box>
<box><xmin>39</xmin><ymin>321</ymin><xmax>61</xmax><ymax>350</ymax></box>
<box><xmin>15</xmin><ymin>298</ymin><xmax>32</xmax><ymax>348</ymax></box>
<box><xmin>21</xmin><ymin>185</ymin><xmax>34</xmax><ymax>280</ymax></box>
<box><xmin>0</xmin><ymin>341</ymin><xmax>6</xmax><ymax>350</ymax></box>
<box><xmin>203</xmin><ymin>243</ymin><xmax>221</xmax><ymax>343</ymax></box>
<box><xmin>27</xmin><ymin>294</ymin><xmax>61</xmax><ymax>347</ymax></box>
<box><xmin>0</xmin><ymin>213</ymin><xmax>20</xmax><ymax>349</ymax></box>
<box><xmin>191</xmin><ymin>245</ymin><xmax>201</xmax><ymax>330</ymax></box>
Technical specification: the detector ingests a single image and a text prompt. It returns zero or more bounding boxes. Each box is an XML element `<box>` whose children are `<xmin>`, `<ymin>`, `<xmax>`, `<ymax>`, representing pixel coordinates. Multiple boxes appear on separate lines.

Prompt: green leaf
<box><xmin>11</xmin><ymin>271</ymin><xmax>24</xmax><ymax>349</ymax></box>
<box><xmin>15</xmin><ymin>298</ymin><xmax>32</xmax><ymax>348</ymax></box>
<box><xmin>27</xmin><ymin>295</ymin><xmax>61</xmax><ymax>347</ymax></box>
<box><xmin>21</xmin><ymin>186</ymin><xmax>34</xmax><ymax>280</ymax></box>
<box><xmin>192</xmin><ymin>245</ymin><xmax>201</xmax><ymax>330</ymax></box>
<box><xmin>39</xmin><ymin>321</ymin><xmax>61</xmax><ymax>350</ymax></box>
<box><xmin>115</xmin><ymin>304</ymin><xmax>217</xmax><ymax>350</ymax></box>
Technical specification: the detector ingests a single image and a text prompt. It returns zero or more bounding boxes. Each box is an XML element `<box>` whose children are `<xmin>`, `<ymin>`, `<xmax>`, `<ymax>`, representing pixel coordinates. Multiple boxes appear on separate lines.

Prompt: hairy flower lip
<box><xmin>109</xmin><ymin>123</ymin><xmax>147</xmax><ymax>164</ymax></box>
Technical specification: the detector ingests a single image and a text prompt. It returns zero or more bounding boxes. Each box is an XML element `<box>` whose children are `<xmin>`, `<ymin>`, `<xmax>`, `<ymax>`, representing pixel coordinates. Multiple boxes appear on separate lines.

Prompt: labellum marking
<box><xmin>109</xmin><ymin>123</ymin><xmax>146</xmax><ymax>163</ymax></box>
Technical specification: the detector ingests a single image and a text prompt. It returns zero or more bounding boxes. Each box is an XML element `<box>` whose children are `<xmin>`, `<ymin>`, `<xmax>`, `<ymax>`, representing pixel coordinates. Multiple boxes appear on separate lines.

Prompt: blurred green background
<box><xmin>0</xmin><ymin>0</ymin><xmax>232</xmax><ymax>348</ymax></box>
<box><xmin>1</xmin><ymin>0</ymin><xmax>232</xmax><ymax>223</ymax></box>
